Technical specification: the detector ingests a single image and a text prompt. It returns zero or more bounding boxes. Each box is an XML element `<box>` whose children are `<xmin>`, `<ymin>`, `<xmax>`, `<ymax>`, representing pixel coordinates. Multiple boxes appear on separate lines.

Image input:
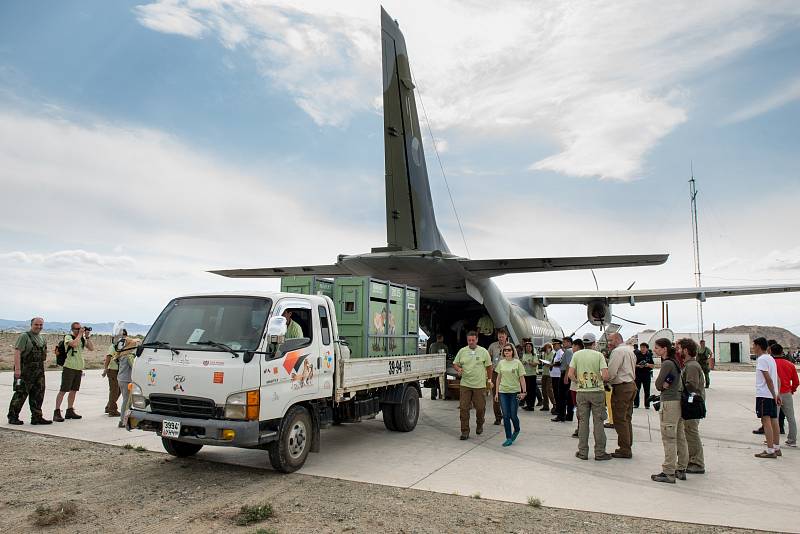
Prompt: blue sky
<box><xmin>1</xmin><ymin>0</ymin><xmax>799</xmax><ymax>337</ymax></box>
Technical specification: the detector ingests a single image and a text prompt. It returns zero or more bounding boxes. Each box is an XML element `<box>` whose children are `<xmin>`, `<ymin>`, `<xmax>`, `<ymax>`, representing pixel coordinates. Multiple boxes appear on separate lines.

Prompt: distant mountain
<box><xmin>628</xmin><ymin>325</ymin><xmax>800</xmax><ymax>349</ymax></box>
<box><xmin>0</xmin><ymin>319</ymin><xmax>151</xmax><ymax>336</ymax></box>
<box><xmin>716</xmin><ymin>325</ymin><xmax>800</xmax><ymax>350</ymax></box>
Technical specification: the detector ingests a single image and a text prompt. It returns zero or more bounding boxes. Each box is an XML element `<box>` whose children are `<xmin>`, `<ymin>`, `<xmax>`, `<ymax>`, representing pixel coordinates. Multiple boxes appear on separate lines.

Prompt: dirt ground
<box><xmin>0</xmin><ymin>333</ymin><xmax>113</xmax><ymax>371</ymax></box>
<box><xmin>0</xmin><ymin>429</ymin><xmax>760</xmax><ymax>534</ymax></box>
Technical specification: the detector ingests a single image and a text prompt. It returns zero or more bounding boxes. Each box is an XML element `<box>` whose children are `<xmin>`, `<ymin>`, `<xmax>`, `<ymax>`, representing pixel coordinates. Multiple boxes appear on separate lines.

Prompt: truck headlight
<box><xmin>131</xmin><ymin>383</ymin><xmax>146</xmax><ymax>409</ymax></box>
<box><xmin>224</xmin><ymin>390</ymin><xmax>259</xmax><ymax>420</ymax></box>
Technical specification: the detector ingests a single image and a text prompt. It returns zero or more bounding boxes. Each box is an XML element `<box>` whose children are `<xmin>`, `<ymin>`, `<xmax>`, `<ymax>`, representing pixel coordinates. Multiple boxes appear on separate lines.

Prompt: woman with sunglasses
<box><xmin>494</xmin><ymin>343</ymin><xmax>527</xmax><ymax>446</ymax></box>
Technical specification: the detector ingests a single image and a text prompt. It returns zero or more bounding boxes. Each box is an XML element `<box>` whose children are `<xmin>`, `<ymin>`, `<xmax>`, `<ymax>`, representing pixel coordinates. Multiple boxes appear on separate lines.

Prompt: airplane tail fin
<box><xmin>380</xmin><ymin>8</ymin><xmax>450</xmax><ymax>253</ymax></box>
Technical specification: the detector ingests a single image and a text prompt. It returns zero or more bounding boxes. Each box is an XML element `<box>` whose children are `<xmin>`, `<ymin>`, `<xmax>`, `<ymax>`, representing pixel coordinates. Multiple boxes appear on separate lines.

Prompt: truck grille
<box><xmin>149</xmin><ymin>394</ymin><xmax>216</xmax><ymax>419</ymax></box>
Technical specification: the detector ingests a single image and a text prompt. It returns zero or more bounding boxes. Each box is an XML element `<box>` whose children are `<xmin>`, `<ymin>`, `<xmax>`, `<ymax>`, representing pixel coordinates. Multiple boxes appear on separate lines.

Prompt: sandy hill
<box><xmin>629</xmin><ymin>325</ymin><xmax>799</xmax><ymax>349</ymax></box>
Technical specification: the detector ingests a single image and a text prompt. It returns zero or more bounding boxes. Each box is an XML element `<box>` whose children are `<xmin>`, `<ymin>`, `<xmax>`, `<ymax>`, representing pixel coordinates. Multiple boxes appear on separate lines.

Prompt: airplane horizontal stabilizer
<box><xmin>460</xmin><ymin>254</ymin><xmax>668</xmax><ymax>278</ymax></box>
<box><xmin>530</xmin><ymin>284</ymin><xmax>800</xmax><ymax>304</ymax></box>
<box><xmin>209</xmin><ymin>264</ymin><xmax>351</xmax><ymax>278</ymax></box>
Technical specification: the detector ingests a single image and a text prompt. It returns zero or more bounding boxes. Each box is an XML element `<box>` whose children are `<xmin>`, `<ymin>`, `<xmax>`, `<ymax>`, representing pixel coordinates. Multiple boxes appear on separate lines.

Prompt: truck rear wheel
<box><xmin>393</xmin><ymin>386</ymin><xmax>420</xmax><ymax>432</ymax></box>
<box><xmin>381</xmin><ymin>404</ymin><xmax>398</xmax><ymax>431</ymax></box>
<box><xmin>268</xmin><ymin>405</ymin><xmax>312</xmax><ymax>473</ymax></box>
<box><xmin>161</xmin><ymin>438</ymin><xmax>203</xmax><ymax>458</ymax></box>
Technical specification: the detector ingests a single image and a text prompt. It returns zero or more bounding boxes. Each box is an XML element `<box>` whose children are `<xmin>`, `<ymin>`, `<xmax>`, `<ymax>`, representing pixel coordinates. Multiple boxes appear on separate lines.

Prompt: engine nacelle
<box><xmin>587</xmin><ymin>300</ymin><xmax>611</xmax><ymax>327</ymax></box>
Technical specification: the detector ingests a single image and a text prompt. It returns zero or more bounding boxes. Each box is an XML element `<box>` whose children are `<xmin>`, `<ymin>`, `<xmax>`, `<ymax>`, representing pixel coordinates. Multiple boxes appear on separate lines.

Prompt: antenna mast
<box><xmin>689</xmin><ymin>163</ymin><xmax>704</xmax><ymax>338</ymax></box>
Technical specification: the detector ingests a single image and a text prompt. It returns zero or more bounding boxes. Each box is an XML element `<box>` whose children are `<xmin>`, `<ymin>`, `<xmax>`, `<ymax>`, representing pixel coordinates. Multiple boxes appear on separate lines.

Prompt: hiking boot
<box><xmin>685</xmin><ymin>466</ymin><xmax>706</xmax><ymax>474</ymax></box>
<box><xmin>611</xmin><ymin>451</ymin><xmax>632</xmax><ymax>459</ymax></box>
<box><xmin>104</xmin><ymin>407</ymin><xmax>109</xmax><ymax>414</ymax></box>
<box><xmin>752</xmin><ymin>426</ymin><xmax>764</xmax><ymax>434</ymax></box>
<box><xmin>494</xmin><ymin>418</ymin><xmax>501</xmax><ymax>426</ymax></box>
<box><xmin>8</xmin><ymin>417</ymin><xmax>23</xmax><ymax>425</ymax></box>
<box><xmin>118</xmin><ymin>421</ymin><xmax>124</xmax><ymax>428</ymax></box>
<box><xmin>459</xmin><ymin>433</ymin><xmax>469</xmax><ymax>441</ymax></box>
<box><xmin>65</xmin><ymin>408</ymin><xmax>82</xmax><ymax>420</ymax></box>
<box><xmin>571</xmin><ymin>429</ymin><xmax>579</xmax><ymax>438</ymax></box>
<box><xmin>754</xmin><ymin>450</ymin><xmax>777</xmax><ymax>458</ymax></box>
<box><xmin>476</xmin><ymin>425</ymin><xmax>484</xmax><ymax>435</ymax></box>
<box><xmin>675</xmin><ymin>470</ymin><xmax>687</xmax><ymax>480</ymax></box>
<box><xmin>651</xmin><ymin>472</ymin><xmax>676</xmax><ymax>484</ymax></box>
<box><xmin>31</xmin><ymin>417</ymin><xmax>52</xmax><ymax>425</ymax></box>
<box><xmin>595</xmin><ymin>453</ymin><xmax>613</xmax><ymax>461</ymax></box>
<box><xmin>775</xmin><ymin>448</ymin><xmax>782</xmax><ymax>457</ymax></box>
<box><xmin>53</xmin><ymin>409</ymin><xmax>65</xmax><ymax>422</ymax></box>
<box><xmin>539</xmin><ymin>406</ymin><xmax>549</xmax><ymax>411</ymax></box>
<box><xmin>107</xmin><ymin>411</ymin><xmax>121</xmax><ymax>417</ymax></box>
<box><xmin>603</xmin><ymin>423</ymin><xmax>614</xmax><ymax>428</ymax></box>
<box><xmin>575</xmin><ymin>451</ymin><xmax>588</xmax><ymax>460</ymax></box>
<box><xmin>551</xmin><ymin>416</ymin><xmax>564</xmax><ymax>422</ymax></box>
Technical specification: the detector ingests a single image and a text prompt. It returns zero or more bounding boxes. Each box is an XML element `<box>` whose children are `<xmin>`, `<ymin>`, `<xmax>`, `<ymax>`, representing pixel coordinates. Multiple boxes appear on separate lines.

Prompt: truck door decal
<box><xmin>283</xmin><ymin>349</ymin><xmax>315</xmax><ymax>390</ymax></box>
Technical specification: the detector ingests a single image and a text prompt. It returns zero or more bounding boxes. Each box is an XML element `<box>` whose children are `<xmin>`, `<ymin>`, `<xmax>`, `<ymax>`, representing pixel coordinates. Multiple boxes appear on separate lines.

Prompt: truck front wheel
<box><xmin>268</xmin><ymin>405</ymin><xmax>312</xmax><ymax>473</ymax></box>
<box><xmin>393</xmin><ymin>385</ymin><xmax>420</xmax><ymax>432</ymax></box>
<box><xmin>161</xmin><ymin>438</ymin><xmax>203</xmax><ymax>458</ymax></box>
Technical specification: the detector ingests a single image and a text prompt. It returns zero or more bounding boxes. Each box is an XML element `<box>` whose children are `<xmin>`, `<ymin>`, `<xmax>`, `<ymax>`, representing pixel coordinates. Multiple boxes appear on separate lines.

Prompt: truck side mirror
<box><xmin>267</xmin><ymin>316</ymin><xmax>287</xmax><ymax>337</ymax></box>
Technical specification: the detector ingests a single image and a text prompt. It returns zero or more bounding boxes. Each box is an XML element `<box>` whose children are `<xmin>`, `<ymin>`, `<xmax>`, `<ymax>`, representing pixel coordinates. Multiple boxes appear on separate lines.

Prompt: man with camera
<box><xmin>677</xmin><ymin>338</ymin><xmax>706</xmax><ymax>475</ymax></box>
<box><xmin>53</xmin><ymin>322</ymin><xmax>94</xmax><ymax>422</ymax></box>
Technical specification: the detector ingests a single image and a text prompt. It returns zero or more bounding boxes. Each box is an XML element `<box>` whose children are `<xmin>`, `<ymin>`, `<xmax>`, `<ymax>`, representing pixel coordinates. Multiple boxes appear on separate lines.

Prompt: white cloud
<box><xmin>133</xmin><ymin>0</ymin><xmax>800</xmax><ymax>181</ymax></box>
<box><xmin>134</xmin><ymin>0</ymin><xmax>208</xmax><ymax>38</ymax></box>
<box><xmin>0</xmin><ymin>250</ymin><xmax>135</xmax><ymax>269</ymax></box>
<box><xmin>724</xmin><ymin>77</ymin><xmax>800</xmax><ymax>124</ymax></box>
<box><xmin>0</xmin><ymin>109</ymin><xmax>381</xmax><ymax>322</ymax></box>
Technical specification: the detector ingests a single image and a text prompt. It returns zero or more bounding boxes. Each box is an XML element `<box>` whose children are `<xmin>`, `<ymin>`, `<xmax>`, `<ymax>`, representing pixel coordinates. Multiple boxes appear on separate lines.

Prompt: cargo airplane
<box><xmin>212</xmin><ymin>8</ymin><xmax>800</xmax><ymax>346</ymax></box>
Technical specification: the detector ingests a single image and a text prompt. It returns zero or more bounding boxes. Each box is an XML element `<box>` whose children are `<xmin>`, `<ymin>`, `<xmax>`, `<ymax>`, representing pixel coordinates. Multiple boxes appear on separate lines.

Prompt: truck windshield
<box><xmin>145</xmin><ymin>296</ymin><xmax>272</xmax><ymax>352</ymax></box>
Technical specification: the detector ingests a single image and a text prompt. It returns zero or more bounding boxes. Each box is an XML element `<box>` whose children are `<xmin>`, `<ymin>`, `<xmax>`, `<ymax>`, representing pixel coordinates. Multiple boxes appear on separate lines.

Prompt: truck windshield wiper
<box><xmin>190</xmin><ymin>340</ymin><xmax>241</xmax><ymax>358</ymax></box>
<box><xmin>138</xmin><ymin>340</ymin><xmax>179</xmax><ymax>355</ymax></box>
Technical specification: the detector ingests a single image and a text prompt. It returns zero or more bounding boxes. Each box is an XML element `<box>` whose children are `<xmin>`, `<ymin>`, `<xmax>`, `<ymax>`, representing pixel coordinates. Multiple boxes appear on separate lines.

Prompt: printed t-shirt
<box><xmin>756</xmin><ymin>354</ymin><xmax>779</xmax><ymax>399</ymax></box>
<box><xmin>106</xmin><ymin>344</ymin><xmax>120</xmax><ymax>371</ymax></box>
<box><xmin>496</xmin><ymin>358</ymin><xmax>526</xmax><ymax>393</ymax></box>
<box><xmin>64</xmin><ymin>334</ymin><xmax>86</xmax><ymax>371</ymax></box>
<box><xmin>453</xmin><ymin>345</ymin><xmax>491</xmax><ymax>389</ymax></box>
<box><xmin>521</xmin><ymin>352</ymin><xmax>538</xmax><ymax>376</ymax></box>
<box><xmin>569</xmin><ymin>349</ymin><xmax>607</xmax><ymax>392</ymax></box>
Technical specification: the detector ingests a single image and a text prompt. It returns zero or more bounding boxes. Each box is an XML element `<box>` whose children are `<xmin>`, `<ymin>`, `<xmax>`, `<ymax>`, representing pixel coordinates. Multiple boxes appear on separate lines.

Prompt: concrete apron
<box><xmin>1</xmin><ymin>370</ymin><xmax>797</xmax><ymax>533</ymax></box>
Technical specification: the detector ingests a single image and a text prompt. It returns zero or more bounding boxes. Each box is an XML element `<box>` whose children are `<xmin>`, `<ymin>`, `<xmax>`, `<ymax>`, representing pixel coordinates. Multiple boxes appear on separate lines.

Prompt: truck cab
<box><xmin>128</xmin><ymin>289</ymin><xmax>443</xmax><ymax>472</ymax></box>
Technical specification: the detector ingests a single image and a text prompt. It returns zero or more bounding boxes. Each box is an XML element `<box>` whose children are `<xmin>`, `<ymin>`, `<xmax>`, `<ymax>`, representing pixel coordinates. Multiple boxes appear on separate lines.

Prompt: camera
<box><xmin>84</xmin><ymin>326</ymin><xmax>92</xmax><ymax>332</ymax></box>
<box><xmin>648</xmin><ymin>394</ymin><xmax>661</xmax><ymax>411</ymax></box>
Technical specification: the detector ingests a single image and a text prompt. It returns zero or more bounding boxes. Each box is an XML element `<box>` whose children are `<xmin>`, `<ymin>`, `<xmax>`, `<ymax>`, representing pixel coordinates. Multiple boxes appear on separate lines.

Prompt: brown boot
<box><xmin>53</xmin><ymin>409</ymin><xmax>65</xmax><ymax>422</ymax></box>
<box><xmin>65</xmin><ymin>408</ymin><xmax>82</xmax><ymax>420</ymax></box>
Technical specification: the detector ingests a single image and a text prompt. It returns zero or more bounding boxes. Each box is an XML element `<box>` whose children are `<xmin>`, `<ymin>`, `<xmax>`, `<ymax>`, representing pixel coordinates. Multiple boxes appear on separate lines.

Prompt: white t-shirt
<box><xmin>550</xmin><ymin>349</ymin><xmax>563</xmax><ymax>378</ymax></box>
<box><xmin>755</xmin><ymin>354</ymin><xmax>779</xmax><ymax>399</ymax></box>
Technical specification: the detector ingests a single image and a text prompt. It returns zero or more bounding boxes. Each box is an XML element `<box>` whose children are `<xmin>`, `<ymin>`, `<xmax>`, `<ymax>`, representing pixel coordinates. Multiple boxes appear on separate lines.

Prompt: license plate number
<box><xmin>162</xmin><ymin>419</ymin><xmax>181</xmax><ymax>438</ymax></box>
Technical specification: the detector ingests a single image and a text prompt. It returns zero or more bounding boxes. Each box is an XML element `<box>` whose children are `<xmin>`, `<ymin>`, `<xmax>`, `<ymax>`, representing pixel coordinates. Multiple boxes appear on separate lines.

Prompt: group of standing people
<box><xmin>7</xmin><ymin>318</ymin><xmax>138</xmax><ymax>429</ymax></box>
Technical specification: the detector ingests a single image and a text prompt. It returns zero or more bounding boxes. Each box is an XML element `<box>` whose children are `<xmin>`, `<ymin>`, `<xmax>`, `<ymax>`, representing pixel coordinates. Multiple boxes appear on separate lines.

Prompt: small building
<box><xmin>634</xmin><ymin>331</ymin><xmax>750</xmax><ymax>364</ymax></box>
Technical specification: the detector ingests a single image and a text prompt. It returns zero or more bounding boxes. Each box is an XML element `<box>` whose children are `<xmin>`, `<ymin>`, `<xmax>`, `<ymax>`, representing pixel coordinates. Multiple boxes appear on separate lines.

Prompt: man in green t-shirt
<box><xmin>283</xmin><ymin>310</ymin><xmax>304</xmax><ymax>339</ymax></box>
<box><xmin>568</xmin><ymin>333</ymin><xmax>610</xmax><ymax>461</ymax></box>
<box><xmin>453</xmin><ymin>331</ymin><xmax>493</xmax><ymax>440</ymax></box>
<box><xmin>7</xmin><ymin>317</ymin><xmax>51</xmax><ymax>425</ymax></box>
<box><xmin>53</xmin><ymin>321</ymin><xmax>94</xmax><ymax>422</ymax></box>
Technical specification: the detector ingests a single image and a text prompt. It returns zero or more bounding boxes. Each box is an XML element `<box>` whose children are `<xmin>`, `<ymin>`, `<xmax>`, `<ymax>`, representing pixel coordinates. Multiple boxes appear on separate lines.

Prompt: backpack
<box><xmin>55</xmin><ymin>337</ymin><xmax>84</xmax><ymax>366</ymax></box>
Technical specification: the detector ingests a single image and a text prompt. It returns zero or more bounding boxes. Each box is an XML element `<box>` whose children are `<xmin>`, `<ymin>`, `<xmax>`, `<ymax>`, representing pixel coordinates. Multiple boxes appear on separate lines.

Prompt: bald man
<box><xmin>607</xmin><ymin>333</ymin><xmax>637</xmax><ymax>458</ymax></box>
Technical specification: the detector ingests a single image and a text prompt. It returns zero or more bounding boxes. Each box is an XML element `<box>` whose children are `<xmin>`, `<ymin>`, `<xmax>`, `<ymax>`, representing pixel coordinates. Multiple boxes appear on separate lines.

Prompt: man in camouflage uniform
<box><xmin>696</xmin><ymin>339</ymin><xmax>714</xmax><ymax>388</ymax></box>
<box><xmin>7</xmin><ymin>317</ymin><xmax>52</xmax><ymax>425</ymax></box>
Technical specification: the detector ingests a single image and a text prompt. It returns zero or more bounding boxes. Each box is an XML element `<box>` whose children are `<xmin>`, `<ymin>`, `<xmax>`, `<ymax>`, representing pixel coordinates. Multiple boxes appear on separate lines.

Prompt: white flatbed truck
<box><xmin>128</xmin><ymin>291</ymin><xmax>444</xmax><ymax>472</ymax></box>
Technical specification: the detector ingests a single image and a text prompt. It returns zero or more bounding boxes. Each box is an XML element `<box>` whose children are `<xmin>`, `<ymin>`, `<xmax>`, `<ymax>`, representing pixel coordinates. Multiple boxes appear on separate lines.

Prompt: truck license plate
<box><xmin>162</xmin><ymin>419</ymin><xmax>181</xmax><ymax>438</ymax></box>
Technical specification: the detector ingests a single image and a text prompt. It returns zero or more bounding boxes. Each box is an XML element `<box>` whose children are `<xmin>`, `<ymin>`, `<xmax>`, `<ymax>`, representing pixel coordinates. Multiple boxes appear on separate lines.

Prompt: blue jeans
<box><xmin>499</xmin><ymin>392</ymin><xmax>520</xmax><ymax>439</ymax></box>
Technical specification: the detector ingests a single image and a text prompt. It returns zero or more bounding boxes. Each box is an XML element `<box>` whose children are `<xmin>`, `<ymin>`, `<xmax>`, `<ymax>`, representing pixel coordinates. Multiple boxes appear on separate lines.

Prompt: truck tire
<box><xmin>393</xmin><ymin>385</ymin><xmax>420</xmax><ymax>432</ymax></box>
<box><xmin>268</xmin><ymin>405</ymin><xmax>312</xmax><ymax>473</ymax></box>
<box><xmin>161</xmin><ymin>438</ymin><xmax>203</xmax><ymax>458</ymax></box>
<box><xmin>381</xmin><ymin>404</ymin><xmax>398</xmax><ymax>431</ymax></box>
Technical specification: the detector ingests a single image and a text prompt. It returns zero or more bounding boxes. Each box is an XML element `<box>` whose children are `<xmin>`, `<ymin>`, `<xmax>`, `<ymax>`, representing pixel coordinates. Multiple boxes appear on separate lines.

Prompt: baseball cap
<box><xmin>581</xmin><ymin>332</ymin><xmax>597</xmax><ymax>344</ymax></box>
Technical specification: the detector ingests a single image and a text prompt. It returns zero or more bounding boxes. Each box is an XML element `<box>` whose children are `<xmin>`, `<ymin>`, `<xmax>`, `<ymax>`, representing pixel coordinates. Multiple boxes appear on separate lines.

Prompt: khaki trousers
<box><xmin>660</xmin><ymin>400</ymin><xmax>688</xmax><ymax>475</ymax></box>
<box><xmin>577</xmin><ymin>390</ymin><xmax>607</xmax><ymax>457</ymax></box>
<box><xmin>541</xmin><ymin>376</ymin><xmax>555</xmax><ymax>409</ymax></box>
<box><xmin>106</xmin><ymin>369</ymin><xmax>120</xmax><ymax>412</ymax></box>
<box><xmin>611</xmin><ymin>381</ymin><xmax>637</xmax><ymax>455</ymax></box>
<box><xmin>459</xmin><ymin>386</ymin><xmax>486</xmax><ymax>434</ymax></box>
<box><xmin>683</xmin><ymin>418</ymin><xmax>704</xmax><ymax>469</ymax></box>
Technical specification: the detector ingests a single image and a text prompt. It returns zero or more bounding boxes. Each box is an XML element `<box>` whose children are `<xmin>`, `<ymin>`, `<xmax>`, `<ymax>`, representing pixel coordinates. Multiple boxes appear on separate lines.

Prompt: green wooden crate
<box><xmin>333</xmin><ymin>277</ymin><xmax>419</xmax><ymax>358</ymax></box>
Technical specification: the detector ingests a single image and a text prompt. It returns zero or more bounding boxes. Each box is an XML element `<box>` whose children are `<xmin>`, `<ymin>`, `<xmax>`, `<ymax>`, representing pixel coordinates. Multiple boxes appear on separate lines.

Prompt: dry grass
<box><xmin>29</xmin><ymin>501</ymin><xmax>78</xmax><ymax>527</ymax></box>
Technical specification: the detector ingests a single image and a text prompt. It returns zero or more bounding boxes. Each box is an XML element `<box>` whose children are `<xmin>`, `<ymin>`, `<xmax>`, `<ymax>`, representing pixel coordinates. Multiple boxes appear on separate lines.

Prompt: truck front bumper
<box><xmin>128</xmin><ymin>409</ymin><xmax>277</xmax><ymax>448</ymax></box>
